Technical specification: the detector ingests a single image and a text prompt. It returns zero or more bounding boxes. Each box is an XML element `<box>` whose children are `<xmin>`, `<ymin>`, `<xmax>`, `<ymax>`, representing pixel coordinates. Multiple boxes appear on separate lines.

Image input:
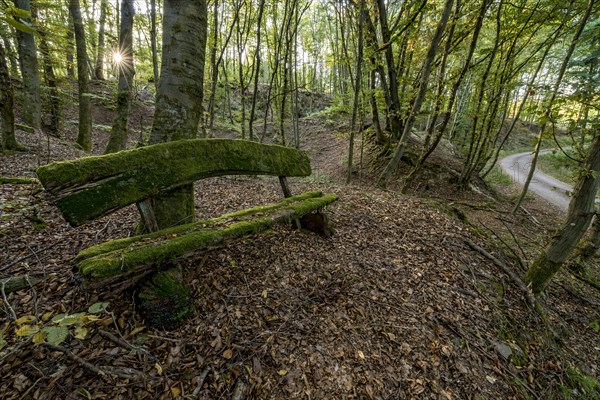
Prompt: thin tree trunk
<box><xmin>95</xmin><ymin>0</ymin><xmax>108</xmax><ymax>80</ymax></box>
<box><xmin>69</xmin><ymin>0</ymin><xmax>93</xmax><ymax>151</ymax></box>
<box><xmin>13</xmin><ymin>0</ymin><xmax>41</xmax><ymax>131</ymax></box>
<box><xmin>150</xmin><ymin>0</ymin><xmax>159</xmax><ymax>89</ymax></box>
<box><xmin>378</xmin><ymin>0</ymin><xmax>454</xmax><ymax>188</ymax></box>
<box><xmin>105</xmin><ymin>0</ymin><xmax>135</xmax><ymax>154</ymax></box>
<box><xmin>347</xmin><ymin>0</ymin><xmax>365</xmax><ymax>184</ymax></box>
<box><xmin>66</xmin><ymin>13</ymin><xmax>75</xmax><ymax>78</ymax></box>
<box><xmin>249</xmin><ymin>0</ymin><xmax>266</xmax><ymax>141</ymax></box>
<box><xmin>524</xmin><ymin>132</ymin><xmax>600</xmax><ymax>293</ymax></box>
<box><xmin>0</xmin><ymin>42</ymin><xmax>23</xmax><ymax>151</ymax></box>
<box><xmin>402</xmin><ymin>0</ymin><xmax>488</xmax><ymax>188</ymax></box>
<box><xmin>33</xmin><ymin>7</ymin><xmax>61</xmax><ymax>137</ymax></box>
<box><xmin>512</xmin><ymin>0</ymin><xmax>592</xmax><ymax>214</ymax></box>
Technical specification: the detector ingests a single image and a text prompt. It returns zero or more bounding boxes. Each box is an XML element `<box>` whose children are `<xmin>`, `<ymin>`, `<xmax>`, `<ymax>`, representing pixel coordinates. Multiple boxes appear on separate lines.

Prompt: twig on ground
<box><xmin>43</xmin><ymin>343</ymin><xmax>108</xmax><ymax>378</ymax></box>
<box><xmin>465</xmin><ymin>238</ymin><xmax>535</xmax><ymax>307</ymax></box>
<box><xmin>191</xmin><ymin>366</ymin><xmax>211</xmax><ymax>397</ymax></box>
<box><xmin>518</xmin><ymin>206</ymin><xmax>541</xmax><ymax>227</ymax></box>
<box><xmin>1</xmin><ymin>279</ymin><xmax>17</xmax><ymax>321</ymax></box>
<box><xmin>231</xmin><ymin>378</ymin><xmax>247</xmax><ymax>400</ymax></box>
<box><xmin>99</xmin><ymin>329</ymin><xmax>154</xmax><ymax>359</ymax></box>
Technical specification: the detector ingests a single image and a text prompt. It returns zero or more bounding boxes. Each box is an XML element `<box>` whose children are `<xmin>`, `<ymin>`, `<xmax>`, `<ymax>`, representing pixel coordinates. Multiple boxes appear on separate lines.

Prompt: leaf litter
<box><xmin>1</xmin><ymin>120</ymin><xmax>599</xmax><ymax>399</ymax></box>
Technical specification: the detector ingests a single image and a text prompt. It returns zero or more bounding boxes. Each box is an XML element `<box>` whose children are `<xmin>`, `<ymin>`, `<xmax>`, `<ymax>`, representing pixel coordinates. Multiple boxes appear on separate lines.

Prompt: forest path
<box><xmin>498</xmin><ymin>149</ymin><xmax>572</xmax><ymax>212</ymax></box>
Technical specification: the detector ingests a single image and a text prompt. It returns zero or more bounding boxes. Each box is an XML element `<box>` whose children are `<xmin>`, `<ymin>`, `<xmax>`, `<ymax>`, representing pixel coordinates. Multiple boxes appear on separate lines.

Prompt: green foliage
<box><xmin>484</xmin><ymin>165</ymin><xmax>512</xmax><ymax>187</ymax></box>
<box><xmin>537</xmin><ymin>150</ymin><xmax>579</xmax><ymax>184</ymax></box>
<box><xmin>11</xmin><ymin>302</ymin><xmax>109</xmax><ymax>347</ymax></box>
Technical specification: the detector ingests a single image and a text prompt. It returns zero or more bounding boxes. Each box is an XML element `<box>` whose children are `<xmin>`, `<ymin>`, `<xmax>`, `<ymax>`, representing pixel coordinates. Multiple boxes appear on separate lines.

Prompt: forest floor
<box><xmin>1</xmin><ymin>87</ymin><xmax>600</xmax><ymax>399</ymax></box>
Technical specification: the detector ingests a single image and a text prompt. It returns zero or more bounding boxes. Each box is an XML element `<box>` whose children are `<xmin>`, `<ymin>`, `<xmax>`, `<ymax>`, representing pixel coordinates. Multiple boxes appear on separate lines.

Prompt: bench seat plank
<box><xmin>75</xmin><ymin>191</ymin><xmax>338</xmax><ymax>289</ymax></box>
<box><xmin>37</xmin><ymin>139</ymin><xmax>312</xmax><ymax>226</ymax></box>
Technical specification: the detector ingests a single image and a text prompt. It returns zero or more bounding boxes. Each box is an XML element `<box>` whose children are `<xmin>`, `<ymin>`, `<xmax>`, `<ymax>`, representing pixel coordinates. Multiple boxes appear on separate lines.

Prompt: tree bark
<box><xmin>13</xmin><ymin>0</ymin><xmax>41</xmax><ymax>131</ymax></box>
<box><xmin>105</xmin><ymin>0</ymin><xmax>135</xmax><ymax>154</ymax></box>
<box><xmin>69</xmin><ymin>0</ymin><xmax>93</xmax><ymax>151</ymax></box>
<box><xmin>524</xmin><ymin>132</ymin><xmax>600</xmax><ymax>293</ymax></box>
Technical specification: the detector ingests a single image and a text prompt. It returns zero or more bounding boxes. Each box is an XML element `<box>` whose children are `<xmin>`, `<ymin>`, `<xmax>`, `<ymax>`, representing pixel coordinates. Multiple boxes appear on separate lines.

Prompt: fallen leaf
<box><xmin>223</xmin><ymin>349</ymin><xmax>233</xmax><ymax>359</ymax></box>
<box><xmin>155</xmin><ymin>363</ymin><xmax>163</xmax><ymax>376</ymax></box>
<box><xmin>278</xmin><ymin>369</ymin><xmax>287</xmax><ymax>376</ymax></box>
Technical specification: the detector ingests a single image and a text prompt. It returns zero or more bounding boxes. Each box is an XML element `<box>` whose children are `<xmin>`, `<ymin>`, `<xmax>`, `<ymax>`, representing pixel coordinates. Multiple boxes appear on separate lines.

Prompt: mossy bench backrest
<box><xmin>36</xmin><ymin>139</ymin><xmax>312</xmax><ymax>226</ymax></box>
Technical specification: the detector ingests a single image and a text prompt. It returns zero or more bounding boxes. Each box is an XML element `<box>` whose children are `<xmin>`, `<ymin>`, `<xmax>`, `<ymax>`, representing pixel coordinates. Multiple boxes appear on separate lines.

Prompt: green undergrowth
<box><xmin>538</xmin><ymin>150</ymin><xmax>578</xmax><ymax>184</ymax></box>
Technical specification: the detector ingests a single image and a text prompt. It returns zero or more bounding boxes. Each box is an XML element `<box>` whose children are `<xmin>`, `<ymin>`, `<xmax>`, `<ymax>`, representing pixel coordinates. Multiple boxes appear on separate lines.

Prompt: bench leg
<box><xmin>136</xmin><ymin>268</ymin><xmax>194</xmax><ymax>329</ymax></box>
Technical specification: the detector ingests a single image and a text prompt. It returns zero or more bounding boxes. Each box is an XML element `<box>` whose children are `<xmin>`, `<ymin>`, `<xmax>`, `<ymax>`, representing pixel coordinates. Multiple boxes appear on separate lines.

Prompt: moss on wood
<box><xmin>137</xmin><ymin>268</ymin><xmax>194</xmax><ymax>329</ymax></box>
<box><xmin>75</xmin><ymin>192</ymin><xmax>338</xmax><ymax>288</ymax></box>
<box><xmin>74</xmin><ymin>190</ymin><xmax>325</xmax><ymax>262</ymax></box>
<box><xmin>36</xmin><ymin>139</ymin><xmax>312</xmax><ymax>226</ymax></box>
<box><xmin>0</xmin><ymin>177</ymin><xmax>40</xmax><ymax>185</ymax></box>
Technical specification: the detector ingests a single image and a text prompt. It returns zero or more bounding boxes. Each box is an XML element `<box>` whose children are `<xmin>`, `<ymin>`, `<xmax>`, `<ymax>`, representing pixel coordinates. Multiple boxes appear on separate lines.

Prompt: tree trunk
<box><xmin>94</xmin><ymin>0</ymin><xmax>108</xmax><ymax>80</ymax></box>
<box><xmin>69</xmin><ymin>0</ymin><xmax>93</xmax><ymax>151</ymax></box>
<box><xmin>347</xmin><ymin>0</ymin><xmax>365</xmax><ymax>184</ymax></box>
<box><xmin>249</xmin><ymin>0</ymin><xmax>266</xmax><ymax>141</ymax></box>
<box><xmin>66</xmin><ymin>14</ymin><xmax>75</xmax><ymax>78</ymax></box>
<box><xmin>13</xmin><ymin>0</ymin><xmax>41</xmax><ymax>131</ymax></box>
<box><xmin>149</xmin><ymin>0</ymin><xmax>159</xmax><ymax>89</ymax></box>
<box><xmin>148</xmin><ymin>0</ymin><xmax>207</xmax><ymax>229</ymax></box>
<box><xmin>0</xmin><ymin>42</ymin><xmax>23</xmax><ymax>151</ymax></box>
<box><xmin>377</xmin><ymin>0</ymin><xmax>454</xmax><ymax>188</ymax></box>
<box><xmin>33</xmin><ymin>6</ymin><xmax>61</xmax><ymax>137</ymax></box>
<box><xmin>105</xmin><ymin>0</ymin><xmax>135</xmax><ymax>154</ymax></box>
<box><xmin>512</xmin><ymin>0</ymin><xmax>593</xmax><ymax>214</ymax></box>
<box><xmin>524</xmin><ymin>132</ymin><xmax>600</xmax><ymax>293</ymax></box>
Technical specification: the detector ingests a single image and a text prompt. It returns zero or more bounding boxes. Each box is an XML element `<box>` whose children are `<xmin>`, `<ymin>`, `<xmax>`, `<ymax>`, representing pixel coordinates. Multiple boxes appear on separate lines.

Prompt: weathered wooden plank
<box><xmin>75</xmin><ymin>192</ymin><xmax>338</xmax><ymax>289</ymax></box>
<box><xmin>36</xmin><ymin>139</ymin><xmax>312</xmax><ymax>226</ymax></box>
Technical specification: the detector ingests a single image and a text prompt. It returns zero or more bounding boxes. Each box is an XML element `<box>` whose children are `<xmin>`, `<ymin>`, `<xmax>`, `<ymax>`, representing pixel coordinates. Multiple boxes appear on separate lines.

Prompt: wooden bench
<box><xmin>36</xmin><ymin>139</ymin><xmax>338</xmax><ymax>328</ymax></box>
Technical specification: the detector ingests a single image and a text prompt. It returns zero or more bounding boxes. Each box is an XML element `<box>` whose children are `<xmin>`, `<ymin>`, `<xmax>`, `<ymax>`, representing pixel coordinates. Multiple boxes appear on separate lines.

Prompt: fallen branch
<box><xmin>465</xmin><ymin>238</ymin><xmax>535</xmax><ymax>307</ymax></box>
<box><xmin>43</xmin><ymin>343</ymin><xmax>108</xmax><ymax>378</ymax></box>
<box><xmin>98</xmin><ymin>329</ymin><xmax>154</xmax><ymax>359</ymax></box>
<box><xmin>43</xmin><ymin>343</ymin><xmax>141</xmax><ymax>380</ymax></box>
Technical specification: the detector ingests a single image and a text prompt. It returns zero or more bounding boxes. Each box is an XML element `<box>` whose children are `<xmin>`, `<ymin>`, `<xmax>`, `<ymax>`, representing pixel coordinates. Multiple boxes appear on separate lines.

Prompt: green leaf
<box><xmin>52</xmin><ymin>312</ymin><xmax>86</xmax><ymax>326</ymax></box>
<box><xmin>0</xmin><ymin>16</ymin><xmax>35</xmax><ymax>33</ymax></box>
<box><xmin>87</xmin><ymin>302</ymin><xmax>109</xmax><ymax>314</ymax></box>
<box><xmin>42</xmin><ymin>326</ymin><xmax>68</xmax><ymax>346</ymax></box>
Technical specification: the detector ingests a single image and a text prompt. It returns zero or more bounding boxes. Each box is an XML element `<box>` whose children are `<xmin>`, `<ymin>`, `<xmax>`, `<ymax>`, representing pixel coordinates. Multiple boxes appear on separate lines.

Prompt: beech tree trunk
<box><xmin>148</xmin><ymin>0</ymin><xmax>208</xmax><ymax>229</ymax></box>
<box><xmin>69</xmin><ymin>0</ymin><xmax>93</xmax><ymax>151</ymax></box>
<box><xmin>13</xmin><ymin>0</ymin><xmax>41</xmax><ymax>131</ymax></box>
<box><xmin>105</xmin><ymin>0</ymin><xmax>135</xmax><ymax>154</ymax></box>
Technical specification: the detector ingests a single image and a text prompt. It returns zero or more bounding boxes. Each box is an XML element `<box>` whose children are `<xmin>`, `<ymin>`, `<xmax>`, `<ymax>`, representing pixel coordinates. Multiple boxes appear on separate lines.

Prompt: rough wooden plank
<box><xmin>36</xmin><ymin>139</ymin><xmax>312</xmax><ymax>226</ymax></box>
<box><xmin>76</xmin><ymin>192</ymin><xmax>338</xmax><ymax>289</ymax></box>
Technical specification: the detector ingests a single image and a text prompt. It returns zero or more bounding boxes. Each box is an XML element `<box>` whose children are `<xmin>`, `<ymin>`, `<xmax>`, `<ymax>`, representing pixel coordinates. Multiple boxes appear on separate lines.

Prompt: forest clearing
<box><xmin>1</xmin><ymin>0</ymin><xmax>600</xmax><ymax>399</ymax></box>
